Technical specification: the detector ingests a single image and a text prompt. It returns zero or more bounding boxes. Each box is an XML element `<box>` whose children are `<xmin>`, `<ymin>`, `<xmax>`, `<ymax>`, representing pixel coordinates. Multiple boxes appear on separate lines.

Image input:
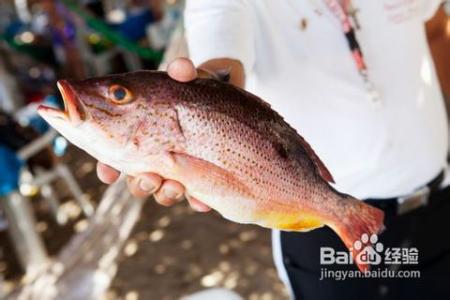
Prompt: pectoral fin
<box><xmin>165</xmin><ymin>152</ymin><xmax>255</xmax><ymax>222</ymax></box>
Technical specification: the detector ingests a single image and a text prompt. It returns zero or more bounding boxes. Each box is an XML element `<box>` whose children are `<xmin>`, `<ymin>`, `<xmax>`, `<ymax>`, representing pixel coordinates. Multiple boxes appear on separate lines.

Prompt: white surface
<box><xmin>185</xmin><ymin>0</ymin><xmax>448</xmax><ymax>199</ymax></box>
<box><xmin>182</xmin><ymin>288</ymin><xmax>242</xmax><ymax>300</ymax></box>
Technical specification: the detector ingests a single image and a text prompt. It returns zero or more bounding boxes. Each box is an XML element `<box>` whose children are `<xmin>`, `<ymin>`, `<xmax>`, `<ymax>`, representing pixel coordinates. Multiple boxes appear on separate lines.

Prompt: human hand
<box><xmin>96</xmin><ymin>58</ymin><xmax>211</xmax><ymax>212</ymax></box>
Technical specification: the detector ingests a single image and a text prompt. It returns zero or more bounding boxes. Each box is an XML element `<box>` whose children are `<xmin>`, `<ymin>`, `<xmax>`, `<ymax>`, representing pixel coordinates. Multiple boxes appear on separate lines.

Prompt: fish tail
<box><xmin>326</xmin><ymin>195</ymin><xmax>385</xmax><ymax>272</ymax></box>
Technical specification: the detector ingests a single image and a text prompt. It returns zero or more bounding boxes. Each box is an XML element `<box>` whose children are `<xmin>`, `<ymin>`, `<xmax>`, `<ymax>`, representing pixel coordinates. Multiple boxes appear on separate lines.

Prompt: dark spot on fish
<box><xmin>275</xmin><ymin>143</ymin><xmax>288</xmax><ymax>159</ymax></box>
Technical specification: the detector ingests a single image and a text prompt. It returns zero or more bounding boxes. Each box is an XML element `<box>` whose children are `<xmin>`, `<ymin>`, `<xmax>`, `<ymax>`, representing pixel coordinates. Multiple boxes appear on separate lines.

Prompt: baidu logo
<box><xmin>352</xmin><ymin>233</ymin><xmax>384</xmax><ymax>266</ymax></box>
<box><xmin>319</xmin><ymin>233</ymin><xmax>421</xmax><ymax>280</ymax></box>
<box><xmin>320</xmin><ymin>233</ymin><xmax>418</xmax><ymax>267</ymax></box>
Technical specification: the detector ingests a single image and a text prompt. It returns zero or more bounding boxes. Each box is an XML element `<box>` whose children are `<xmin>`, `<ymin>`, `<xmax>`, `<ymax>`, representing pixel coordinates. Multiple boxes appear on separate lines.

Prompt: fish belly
<box><xmin>155</xmin><ymin>152</ymin><xmax>325</xmax><ymax>231</ymax></box>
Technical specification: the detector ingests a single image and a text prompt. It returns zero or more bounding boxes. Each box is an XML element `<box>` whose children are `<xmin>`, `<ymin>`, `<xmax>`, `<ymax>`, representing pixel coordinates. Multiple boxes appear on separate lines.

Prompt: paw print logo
<box><xmin>351</xmin><ymin>233</ymin><xmax>384</xmax><ymax>266</ymax></box>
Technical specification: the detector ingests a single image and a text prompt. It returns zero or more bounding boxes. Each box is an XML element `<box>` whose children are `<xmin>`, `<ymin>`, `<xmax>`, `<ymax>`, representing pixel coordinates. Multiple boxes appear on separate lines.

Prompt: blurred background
<box><xmin>0</xmin><ymin>1</ymin><xmax>448</xmax><ymax>299</ymax></box>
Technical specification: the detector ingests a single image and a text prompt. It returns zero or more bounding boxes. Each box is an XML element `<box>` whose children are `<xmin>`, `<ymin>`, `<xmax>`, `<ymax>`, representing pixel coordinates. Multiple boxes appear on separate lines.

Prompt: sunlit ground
<box><xmin>105</xmin><ymin>192</ymin><xmax>289</xmax><ymax>300</ymax></box>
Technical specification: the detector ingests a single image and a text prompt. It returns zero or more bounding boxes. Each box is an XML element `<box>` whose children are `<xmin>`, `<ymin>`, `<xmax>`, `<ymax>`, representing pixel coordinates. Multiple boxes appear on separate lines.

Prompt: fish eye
<box><xmin>109</xmin><ymin>84</ymin><xmax>133</xmax><ymax>104</ymax></box>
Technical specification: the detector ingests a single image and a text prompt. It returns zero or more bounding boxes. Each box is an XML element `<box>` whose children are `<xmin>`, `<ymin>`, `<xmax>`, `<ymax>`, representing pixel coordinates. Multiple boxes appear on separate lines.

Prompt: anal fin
<box><xmin>256</xmin><ymin>211</ymin><xmax>324</xmax><ymax>232</ymax></box>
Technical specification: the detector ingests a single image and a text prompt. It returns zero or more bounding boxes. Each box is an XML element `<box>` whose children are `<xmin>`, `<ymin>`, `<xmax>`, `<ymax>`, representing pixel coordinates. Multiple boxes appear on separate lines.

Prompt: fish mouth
<box><xmin>37</xmin><ymin>80</ymin><xmax>86</xmax><ymax>125</ymax></box>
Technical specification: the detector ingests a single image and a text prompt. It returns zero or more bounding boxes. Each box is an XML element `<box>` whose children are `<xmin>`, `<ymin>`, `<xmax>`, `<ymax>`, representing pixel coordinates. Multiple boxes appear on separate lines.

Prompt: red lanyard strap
<box><xmin>323</xmin><ymin>0</ymin><xmax>381</xmax><ymax>102</ymax></box>
<box><xmin>324</xmin><ymin>0</ymin><xmax>352</xmax><ymax>31</ymax></box>
<box><xmin>323</xmin><ymin>0</ymin><xmax>367</xmax><ymax>73</ymax></box>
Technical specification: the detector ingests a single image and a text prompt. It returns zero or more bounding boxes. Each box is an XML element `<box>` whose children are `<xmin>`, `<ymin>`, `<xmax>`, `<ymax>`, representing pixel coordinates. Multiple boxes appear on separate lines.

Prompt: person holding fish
<box><xmin>39</xmin><ymin>0</ymin><xmax>449</xmax><ymax>299</ymax></box>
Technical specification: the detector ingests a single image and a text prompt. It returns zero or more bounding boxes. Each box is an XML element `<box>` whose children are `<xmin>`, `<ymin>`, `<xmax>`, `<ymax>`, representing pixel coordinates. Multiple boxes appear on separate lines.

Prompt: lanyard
<box><xmin>323</xmin><ymin>0</ymin><xmax>380</xmax><ymax>103</ymax></box>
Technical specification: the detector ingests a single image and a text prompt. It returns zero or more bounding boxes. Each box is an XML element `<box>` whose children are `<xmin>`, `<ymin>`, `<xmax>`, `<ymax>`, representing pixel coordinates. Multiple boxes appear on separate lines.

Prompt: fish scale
<box><xmin>174</xmin><ymin>79</ymin><xmax>325</xmax><ymax>207</ymax></box>
<box><xmin>38</xmin><ymin>70</ymin><xmax>384</xmax><ymax>272</ymax></box>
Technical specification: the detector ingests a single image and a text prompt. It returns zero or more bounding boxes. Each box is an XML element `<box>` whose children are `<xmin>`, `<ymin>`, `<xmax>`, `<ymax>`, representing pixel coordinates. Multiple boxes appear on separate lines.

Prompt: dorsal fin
<box><xmin>297</xmin><ymin>135</ymin><xmax>335</xmax><ymax>183</ymax></box>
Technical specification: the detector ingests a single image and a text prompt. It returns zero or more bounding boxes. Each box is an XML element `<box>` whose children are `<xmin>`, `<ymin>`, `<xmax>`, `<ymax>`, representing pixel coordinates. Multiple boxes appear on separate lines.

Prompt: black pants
<box><xmin>280</xmin><ymin>186</ymin><xmax>450</xmax><ymax>300</ymax></box>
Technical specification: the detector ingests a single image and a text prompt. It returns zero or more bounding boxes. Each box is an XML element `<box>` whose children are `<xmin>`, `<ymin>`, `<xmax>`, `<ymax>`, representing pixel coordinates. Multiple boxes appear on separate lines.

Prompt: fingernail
<box><xmin>164</xmin><ymin>188</ymin><xmax>181</xmax><ymax>200</ymax></box>
<box><xmin>139</xmin><ymin>179</ymin><xmax>155</xmax><ymax>193</ymax></box>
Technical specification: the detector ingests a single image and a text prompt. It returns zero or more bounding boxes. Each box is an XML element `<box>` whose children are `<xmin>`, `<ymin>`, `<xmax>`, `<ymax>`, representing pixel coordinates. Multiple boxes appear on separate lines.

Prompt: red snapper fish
<box><xmin>38</xmin><ymin>71</ymin><xmax>384</xmax><ymax>271</ymax></box>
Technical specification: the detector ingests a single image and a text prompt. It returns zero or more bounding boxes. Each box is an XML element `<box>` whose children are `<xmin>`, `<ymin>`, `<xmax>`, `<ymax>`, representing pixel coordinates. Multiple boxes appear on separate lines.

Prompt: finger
<box><xmin>127</xmin><ymin>173</ymin><xmax>163</xmax><ymax>198</ymax></box>
<box><xmin>127</xmin><ymin>176</ymin><xmax>148</xmax><ymax>199</ymax></box>
<box><xmin>154</xmin><ymin>180</ymin><xmax>185</xmax><ymax>206</ymax></box>
<box><xmin>186</xmin><ymin>194</ymin><xmax>211</xmax><ymax>212</ymax></box>
<box><xmin>97</xmin><ymin>162</ymin><xmax>120</xmax><ymax>184</ymax></box>
<box><xmin>167</xmin><ymin>58</ymin><xmax>197</xmax><ymax>82</ymax></box>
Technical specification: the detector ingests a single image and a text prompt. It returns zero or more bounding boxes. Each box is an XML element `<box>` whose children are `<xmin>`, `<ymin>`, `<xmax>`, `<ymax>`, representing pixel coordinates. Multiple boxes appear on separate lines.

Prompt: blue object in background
<box><xmin>0</xmin><ymin>146</ymin><xmax>23</xmax><ymax>197</ymax></box>
<box><xmin>111</xmin><ymin>9</ymin><xmax>154</xmax><ymax>41</ymax></box>
<box><xmin>53</xmin><ymin>136</ymin><xmax>68</xmax><ymax>157</ymax></box>
<box><xmin>29</xmin><ymin>95</ymin><xmax>61</xmax><ymax>134</ymax></box>
<box><xmin>4</xmin><ymin>20</ymin><xmax>25</xmax><ymax>39</ymax></box>
<box><xmin>15</xmin><ymin>95</ymin><xmax>68</xmax><ymax>157</ymax></box>
<box><xmin>29</xmin><ymin>111</ymin><xmax>49</xmax><ymax>134</ymax></box>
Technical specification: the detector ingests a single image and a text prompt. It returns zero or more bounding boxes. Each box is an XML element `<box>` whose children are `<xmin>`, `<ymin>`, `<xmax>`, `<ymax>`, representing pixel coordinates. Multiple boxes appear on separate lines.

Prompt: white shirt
<box><xmin>184</xmin><ymin>0</ymin><xmax>448</xmax><ymax>199</ymax></box>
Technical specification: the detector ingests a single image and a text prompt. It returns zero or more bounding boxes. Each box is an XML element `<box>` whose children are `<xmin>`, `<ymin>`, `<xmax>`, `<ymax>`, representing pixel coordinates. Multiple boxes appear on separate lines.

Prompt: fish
<box><xmin>38</xmin><ymin>71</ymin><xmax>384</xmax><ymax>272</ymax></box>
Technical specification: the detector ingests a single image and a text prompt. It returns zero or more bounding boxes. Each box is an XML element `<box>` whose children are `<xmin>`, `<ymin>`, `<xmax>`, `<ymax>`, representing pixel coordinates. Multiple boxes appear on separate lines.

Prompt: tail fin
<box><xmin>327</xmin><ymin>196</ymin><xmax>385</xmax><ymax>272</ymax></box>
